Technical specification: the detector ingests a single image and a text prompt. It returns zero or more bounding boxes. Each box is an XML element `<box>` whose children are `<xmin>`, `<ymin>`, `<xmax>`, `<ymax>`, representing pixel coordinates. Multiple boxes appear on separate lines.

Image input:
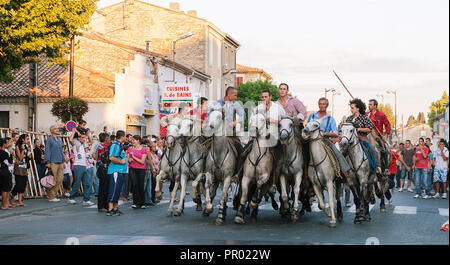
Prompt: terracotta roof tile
<box><xmin>0</xmin><ymin>59</ymin><xmax>114</xmax><ymax>99</ymax></box>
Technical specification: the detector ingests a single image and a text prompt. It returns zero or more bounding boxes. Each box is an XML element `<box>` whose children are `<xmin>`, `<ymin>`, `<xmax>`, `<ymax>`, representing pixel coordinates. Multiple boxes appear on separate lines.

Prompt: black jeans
<box><xmin>97</xmin><ymin>166</ymin><xmax>109</xmax><ymax>210</ymax></box>
<box><xmin>11</xmin><ymin>175</ymin><xmax>28</xmax><ymax>195</ymax></box>
<box><xmin>129</xmin><ymin>168</ymin><xmax>146</xmax><ymax>207</ymax></box>
<box><xmin>151</xmin><ymin>173</ymin><xmax>156</xmax><ymax>203</ymax></box>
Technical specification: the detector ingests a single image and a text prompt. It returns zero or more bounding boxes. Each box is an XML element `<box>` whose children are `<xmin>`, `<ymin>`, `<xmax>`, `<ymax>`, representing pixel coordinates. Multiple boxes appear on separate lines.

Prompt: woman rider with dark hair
<box><xmin>345</xmin><ymin>99</ymin><xmax>377</xmax><ymax>172</ymax></box>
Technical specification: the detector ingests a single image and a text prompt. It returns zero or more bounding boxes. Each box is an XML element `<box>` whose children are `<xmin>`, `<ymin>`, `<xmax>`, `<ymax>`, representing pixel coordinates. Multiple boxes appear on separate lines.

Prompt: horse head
<box><xmin>249</xmin><ymin>107</ymin><xmax>268</xmax><ymax>139</ymax></box>
<box><xmin>165</xmin><ymin>116</ymin><xmax>181</xmax><ymax>148</ymax></box>
<box><xmin>205</xmin><ymin>105</ymin><xmax>224</xmax><ymax>137</ymax></box>
<box><xmin>279</xmin><ymin>115</ymin><xmax>294</xmax><ymax>143</ymax></box>
<box><xmin>340</xmin><ymin>122</ymin><xmax>358</xmax><ymax>154</ymax></box>
<box><xmin>302</xmin><ymin>119</ymin><xmax>321</xmax><ymax>141</ymax></box>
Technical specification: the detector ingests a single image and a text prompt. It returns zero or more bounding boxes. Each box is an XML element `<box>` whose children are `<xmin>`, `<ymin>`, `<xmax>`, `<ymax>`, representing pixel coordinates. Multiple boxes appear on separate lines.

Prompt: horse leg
<box><xmin>192</xmin><ymin>173</ymin><xmax>203</xmax><ymax>211</ymax></box>
<box><xmin>335</xmin><ymin>180</ymin><xmax>343</xmax><ymax>222</ymax></box>
<box><xmin>203</xmin><ymin>173</ymin><xmax>214</xmax><ymax>216</ymax></box>
<box><xmin>279</xmin><ymin>174</ymin><xmax>290</xmax><ymax>216</ymax></box>
<box><xmin>155</xmin><ymin>171</ymin><xmax>166</xmax><ymax>201</ymax></box>
<box><xmin>269</xmin><ymin>192</ymin><xmax>278</xmax><ymax>211</ymax></box>
<box><xmin>235</xmin><ymin>176</ymin><xmax>250</xmax><ymax>224</ymax></box>
<box><xmin>215</xmin><ymin>175</ymin><xmax>232</xmax><ymax>226</ymax></box>
<box><xmin>291</xmin><ymin>170</ymin><xmax>303</xmax><ymax>223</ymax></box>
<box><xmin>175</xmin><ymin>174</ymin><xmax>187</xmax><ymax>216</ymax></box>
<box><xmin>310</xmin><ymin>180</ymin><xmax>327</xmax><ymax>217</ymax></box>
<box><xmin>167</xmin><ymin>180</ymin><xmax>179</xmax><ymax>217</ymax></box>
<box><xmin>326</xmin><ymin>180</ymin><xmax>337</xmax><ymax>228</ymax></box>
<box><xmin>250</xmin><ymin>205</ymin><xmax>259</xmax><ymax>223</ymax></box>
<box><xmin>361</xmin><ymin>181</ymin><xmax>372</xmax><ymax>222</ymax></box>
<box><xmin>349</xmin><ymin>183</ymin><xmax>361</xmax><ymax>224</ymax></box>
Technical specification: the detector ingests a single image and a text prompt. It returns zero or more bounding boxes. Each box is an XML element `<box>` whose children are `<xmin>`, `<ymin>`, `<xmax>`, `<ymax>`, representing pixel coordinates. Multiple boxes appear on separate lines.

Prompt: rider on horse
<box><xmin>367</xmin><ymin>99</ymin><xmax>391</xmax><ymax>171</ymax></box>
<box><xmin>307</xmin><ymin>97</ymin><xmax>351</xmax><ymax>178</ymax></box>
<box><xmin>345</xmin><ymin>98</ymin><xmax>377</xmax><ymax>173</ymax></box>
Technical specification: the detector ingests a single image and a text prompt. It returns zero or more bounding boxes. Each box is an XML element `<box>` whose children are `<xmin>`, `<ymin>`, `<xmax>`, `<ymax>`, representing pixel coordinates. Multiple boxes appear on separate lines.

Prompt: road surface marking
<box><xmin>439</xmin><ymin>208</ymin><xmax>449</xmax><ymax>216</ymax></box>
<box><xmin>347</xmin><ymin>204</ymin><xmax>375</xmax><ymax>213</ymax></box>
<box><xmin>393</xmin><ymin>206</ymin><xmax>417</xmax><ymax>215</ymax></box>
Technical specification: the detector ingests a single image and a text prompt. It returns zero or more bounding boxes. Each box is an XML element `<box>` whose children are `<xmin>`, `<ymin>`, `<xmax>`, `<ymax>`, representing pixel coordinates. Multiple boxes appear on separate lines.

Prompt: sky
<box><xmin>98</xmin><ymin>0</ymin><xmax>449</xmax><ymax>126</ymax></box>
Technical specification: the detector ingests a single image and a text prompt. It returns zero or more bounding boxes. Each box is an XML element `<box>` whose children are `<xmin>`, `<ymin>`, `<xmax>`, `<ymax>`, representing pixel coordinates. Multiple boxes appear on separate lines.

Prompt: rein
<box><xmin>181</xmin><ymin>136</ymin><xmax>205</xmax><ymax>178</ymax></box>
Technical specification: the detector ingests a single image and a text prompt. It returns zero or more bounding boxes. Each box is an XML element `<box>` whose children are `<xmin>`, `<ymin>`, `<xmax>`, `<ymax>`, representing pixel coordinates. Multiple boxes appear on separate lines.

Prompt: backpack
<box><xmin>100</xmin><ymin>142</ymin><xmax>124</xmax><ymax>166</ymax></box>
<box><xmin>97</xmin><ymin>144</ymin><xmax>109</xmax><ymax>166</ymax></box>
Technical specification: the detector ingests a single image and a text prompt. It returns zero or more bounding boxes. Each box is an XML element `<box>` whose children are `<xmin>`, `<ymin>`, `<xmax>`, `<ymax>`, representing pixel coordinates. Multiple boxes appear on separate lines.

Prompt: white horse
<box><xmin>155</xmin><ymin>115</ymin><xmax>184</xmax><ymax>217</ymax></box>
<box><xmin>301</xmin><ymin>120</ymin><xmax>339</xmax><ymax>228</ymax></box>
<box><xmin>275</xmin><ymin>115</ymin><xmax>304</xmax><ymax>222</ymax></box>
<box><xmin>203</xmin><ymin>107</ymin><xmax>240</xmax><ymax>225</ymax></box>
<box><xmin>234</xmin><ymin>109</ymin><xmax>275</xmax><ymax>224</ymax></box>
<box><xmin>177</xmin><ymin>115</ymin><xmax>206</xmax><ymax>216</ymax></box>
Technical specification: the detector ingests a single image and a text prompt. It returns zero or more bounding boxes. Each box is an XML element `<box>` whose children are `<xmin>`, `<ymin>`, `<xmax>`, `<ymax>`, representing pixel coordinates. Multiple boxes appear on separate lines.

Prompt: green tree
<box><xmin>237</xmin><ymin>80</ymin><xmax>279</xmax><ymax>130</ymax></box>
<box><xmin>378</xmin><ymin>103</ymin><xmax>395</xmax><ymax>128</ymax></box>
<box><xmin>0</xmin><ymin>0</ymin><xmax>98</xmax><ymax>83</ymax></box>
<box><xmin>427</xmin><ymin>91</ymin><xmax>449</xmax><ymax>128</ymax></box>
<box><xmin>406</xmin><ymin>115</ymin><xmax>416</xmax><ymax>127</ymax></box>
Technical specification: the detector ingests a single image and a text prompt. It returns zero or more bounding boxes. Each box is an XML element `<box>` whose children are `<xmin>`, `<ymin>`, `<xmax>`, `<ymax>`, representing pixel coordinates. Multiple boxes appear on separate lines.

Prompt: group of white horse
<box><xmin>154</xmin><ymin>107</ymin><xmax>392</xmax><ymax>227</ymax></box>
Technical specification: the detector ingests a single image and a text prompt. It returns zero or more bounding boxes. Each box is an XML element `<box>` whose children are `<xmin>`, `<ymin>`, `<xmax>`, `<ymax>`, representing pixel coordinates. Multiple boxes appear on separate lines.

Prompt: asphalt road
<box><xmin>0</xmin><ymin>183</ymin><xmax>448</xmax><ymax>245</ymax></box>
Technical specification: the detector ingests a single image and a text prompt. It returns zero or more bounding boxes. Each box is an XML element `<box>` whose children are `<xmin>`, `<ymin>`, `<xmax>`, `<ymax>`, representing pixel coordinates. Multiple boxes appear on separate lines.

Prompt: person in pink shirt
<box><xmin>413</xmin><ymin>138</ymin><xmax>431</xmax><ymax>199</ymax></box>
<box><xmin>126</xmin><ymin>135</ymin><xmax>148</xmax><ymax>209</ymax></box>
<box><xmin>277</xmin><ymin>83</ymin><xmax>307</xmax><ymax>131</ymax></box>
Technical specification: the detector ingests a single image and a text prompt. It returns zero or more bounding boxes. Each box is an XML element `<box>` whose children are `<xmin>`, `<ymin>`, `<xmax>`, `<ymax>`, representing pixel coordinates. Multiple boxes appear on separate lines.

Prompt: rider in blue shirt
<box><xmin>308</xmin><ymin>98</ymin><xmax>351</xmax><ymax>177</ymax></box>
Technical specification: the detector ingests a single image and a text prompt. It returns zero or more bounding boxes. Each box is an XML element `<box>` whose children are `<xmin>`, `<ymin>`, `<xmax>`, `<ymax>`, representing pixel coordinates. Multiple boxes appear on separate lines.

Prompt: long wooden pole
<box><xmin>333</xmin><ymin>70</ymin><xmax>385</xmax><ymax>138</ymax></box>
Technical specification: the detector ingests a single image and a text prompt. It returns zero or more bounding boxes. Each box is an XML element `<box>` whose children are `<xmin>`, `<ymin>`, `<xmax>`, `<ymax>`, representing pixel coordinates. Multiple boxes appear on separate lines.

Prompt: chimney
<box><xmin>187</xmin><ymin>10</ymin><xmax>197</xmax><ymax>17</ymax></box>
<box><xmin>169</xmin><ymin>2</ymin><xmax>180</xmax><ymax>11</ymax></box>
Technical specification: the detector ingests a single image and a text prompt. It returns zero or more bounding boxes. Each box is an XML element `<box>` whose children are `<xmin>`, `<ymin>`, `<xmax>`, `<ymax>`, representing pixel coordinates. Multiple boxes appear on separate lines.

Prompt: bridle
<box><xmin>341</xmin><ymin>124</ymin><xmax>368</xmax><ymax>174</ymax></box>
<box><xmin>279</xmin><ymin>117</ymin><xmax>298</xmax><ymax>168</ymax></box>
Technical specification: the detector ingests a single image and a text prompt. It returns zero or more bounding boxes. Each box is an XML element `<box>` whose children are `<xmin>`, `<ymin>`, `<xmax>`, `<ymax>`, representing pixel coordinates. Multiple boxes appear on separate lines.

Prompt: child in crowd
<box><xmin>62</xmin><ymin>145</ymin><xmax>73</xmax><ymax>197</ymax></box>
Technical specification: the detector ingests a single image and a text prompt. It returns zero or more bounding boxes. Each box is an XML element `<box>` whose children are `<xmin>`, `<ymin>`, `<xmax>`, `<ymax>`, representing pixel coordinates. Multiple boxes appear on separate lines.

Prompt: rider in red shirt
<box><xmin>368</xmin><ymin>99</ymin><xmax>392</xmax><ymax>171</ymax></box>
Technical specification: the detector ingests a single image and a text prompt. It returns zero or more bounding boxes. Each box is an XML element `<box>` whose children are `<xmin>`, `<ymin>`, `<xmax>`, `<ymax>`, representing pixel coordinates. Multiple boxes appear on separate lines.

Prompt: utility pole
<box><xmin>387</xmin><ymin>90</ymin><xmax>398</xmax><ymax>139</ymax></box>
<box><xmin>325</xmin><ymin>88</ymin><xmax>332</xmax><ymax>99</ymax></box>
<box><xmin>28</xmin><ymin>63</ymin><xmax>38</xmax><ymax>131</ymax></box>
<box><xmin>69</xmin><ymin>36</ymin><xmax>75</xmax><ymax>98</ymax></box>
<box><xmin>331</xmin><ymin>89</ymin><xmax>341</xmax><ymax>118</ymax></box>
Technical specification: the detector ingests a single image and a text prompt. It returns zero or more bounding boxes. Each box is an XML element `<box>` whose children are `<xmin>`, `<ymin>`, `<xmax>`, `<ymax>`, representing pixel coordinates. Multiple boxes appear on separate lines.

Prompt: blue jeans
<box><xmin>415</xmin><ymin>168</ymin><xmax>431</xmax><ymax>196</ymax></box>
<box><xmin>94</xmin><ymin>165</ymin><xmax>100</xmax><ymax>195</ymax></box>
<box><xmin>36</xmin><ymin>164</ymin><xmax>46</xmax><ymax>180</ymax></box>
<box><xmin>63</xmin><ymin>173</ymin><xmax>71</xmax><ymax>190</ymax></box>
<box><xmin>70</xmin><ymin>165</ymin><xmax>92</xmax><ymax>202</ymax></box>
<box><xmin>107</xmin><ymin>172</ymin><xmax>125</xmax><ymax>203</ymax></box>
<box><xmin>144</xmin><ymin>171</ymin><xmax>153</xmax><ymax>204</ymax></box>
<box><xmin>87</xmin><ymin>167</ymin><xmax>94</xmax><ymax>196</ymax></box>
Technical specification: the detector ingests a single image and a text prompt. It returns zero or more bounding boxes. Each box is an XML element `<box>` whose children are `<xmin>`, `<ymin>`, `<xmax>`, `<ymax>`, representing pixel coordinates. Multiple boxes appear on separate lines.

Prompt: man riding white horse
<box><xmin>307</xmin><ymin>97</ymin><xmax>352</xmax><ymax>179</ymax></box>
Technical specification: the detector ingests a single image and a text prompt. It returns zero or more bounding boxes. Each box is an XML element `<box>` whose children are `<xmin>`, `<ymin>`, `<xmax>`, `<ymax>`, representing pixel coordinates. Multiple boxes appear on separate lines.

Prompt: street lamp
<box><xmin>387</xmin><ymin>89</ymin><xmax>398</xmax><ymax>139</ymax></box>
<box><xmin>331</xmin><ymin>89</ymin><xmax>341</xmax><ymax>118</ymax></box>
<box><xmin>325</xmin><ymin>88</ymin><xmax>334</xmax><ymax>99</ymax></box>
<box><xmin>376</xmin><ymin>94</ymin><xmax>385</xmax><ymax>105</ymax></box>
<box><xmin>170</xmin><ymin>32</ymin><xmax>194</xmax><ymax>83</ymax></box>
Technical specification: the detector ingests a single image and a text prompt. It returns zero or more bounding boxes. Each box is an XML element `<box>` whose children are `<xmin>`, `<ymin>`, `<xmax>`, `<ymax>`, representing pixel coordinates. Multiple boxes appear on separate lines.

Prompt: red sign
<box><xmin>65</xmin><ymin>121</ymin><xmax>77</xmax><ymax>132</ymax></box>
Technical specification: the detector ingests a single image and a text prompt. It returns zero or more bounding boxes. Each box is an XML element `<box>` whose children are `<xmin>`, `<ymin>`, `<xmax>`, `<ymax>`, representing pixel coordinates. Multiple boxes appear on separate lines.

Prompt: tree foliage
<box><xmin>237</xmin><ymin>80</ymin><xmax>279</xmax><ymax>130</ymax></box>
<box><xmin>237</xmin><ymin>80</ymin><xmax>280</xmax><ymax>104</ymax></box>
<box><xmin>0</xmin><ymin>0</ymin><xmax>98</xmax><ymax>83</ymax></box>
<box><xmin>427</xmin><ymin>91</ymin><xmax>449</xmax><ymax>128</ymax></box>
<box><xmin>378</xmin><ymin>103</ymin><xmax>395</xmax><ymax>128</ymax></box>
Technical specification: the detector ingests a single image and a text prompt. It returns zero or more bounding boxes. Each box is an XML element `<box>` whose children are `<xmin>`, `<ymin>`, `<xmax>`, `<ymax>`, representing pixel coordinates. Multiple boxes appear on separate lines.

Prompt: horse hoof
<box><xmin>338</xmin><ymin>215</ymin><xmax>343</xmax><ymax>222</ymax></box>
<box><xmin>291</xmin><ymin>214</ymin><xmax>298</xmax><ymax>223</ymax></box>
<box><xmin>250</xmin><ymin>201</ymin><xmax>258</xmax><ymax>209</ymax></box>
<box><xmin>196</xmin><ymin>205</ymin><xmax>202</xmax><ymax>212</ymax></box>
<box><xmin>174</xmin><ymin>210</ymin><xmax>182</xmax><ymax>217</ymax></box>
<box><xmin>250</xmin><ymin>217</ymin><xmax>257</xmax><ymax>223</ymax></box>
<box><xmin>234</xmin><ymin>216</ymin><xmax>245</xmax><ymax>224</ymax></box>
<box><xmin>380</xmin><ymin>208</ymin><xmax>386</xmax><ymax>213</ymax></box>
<box><xmin>215</xmin><ymin>218</ymin><xmax>224</xmax><ymax>226</ymax></box>
<box><xmin>202</xmin><ymin>210</ymin><xmax>210</xmax><ymax>217</ymax></box>
<box><xmin>354</xmin><ymin>218</ymin><xmax>361</xmax><ymax>224</ymax></box>
<box><xmin>364</xmin><ymin>216</ymin><xmax>372</xmax><ymax>222</ymax></box>
<box><xmin>328</xmin><ymin>222</ymin><xmax>337</xmax><ymax>228</ymax></box>
<box><xmin>167</xmin><ymin>211</ymin><xmax>173</xmax><ymax>217</ymax></box>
